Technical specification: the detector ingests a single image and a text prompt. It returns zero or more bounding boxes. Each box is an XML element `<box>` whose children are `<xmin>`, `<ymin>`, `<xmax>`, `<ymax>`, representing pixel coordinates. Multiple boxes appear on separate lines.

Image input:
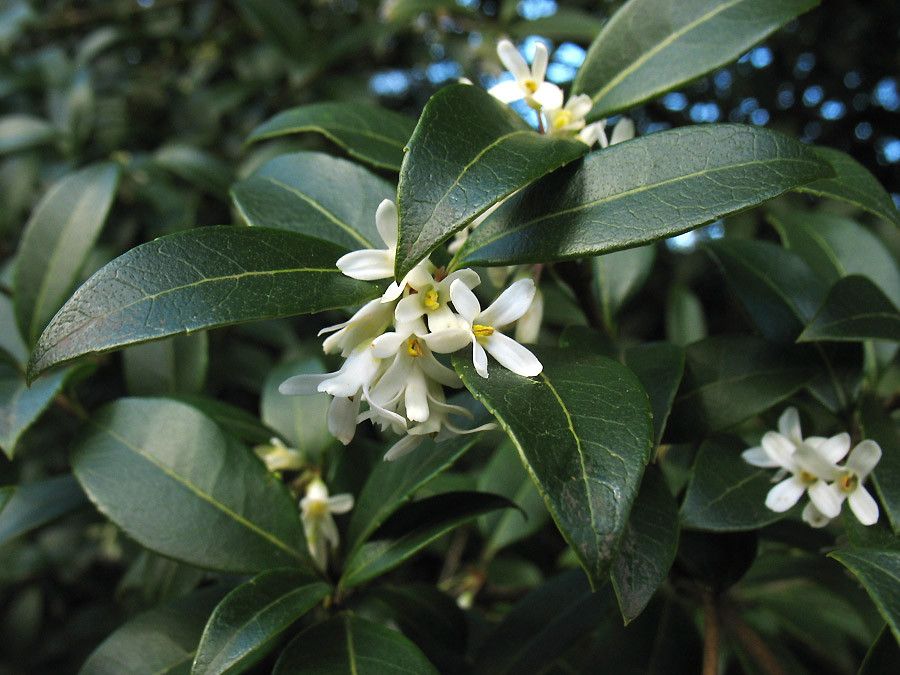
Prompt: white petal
<box><xmin>336</xmin><ymin>249</ymin><xmax>394</xmax><ymax>280</ymax></box>
<box><xmin>848</xmin><ymin>486</ymin><xmax>880</xmax><ymax>525</ymax></box>
<box><xmin>808</xmin><ymin>479</ymin><xmax>843</xmax><ymax>518</ymax></box>
<box><xmin>279</xmin><ymin>374</ymin><xmax>330</xmax><ymax>396</ymax></box>
<box><xmin>531</xmin><ymin>42</ymin><xmax>549</xmax><ymax>83</ymax></box>
<box><xmin>375</xmin><ymin>199</ymin><xmax>398</xmax><ymax>248</ymax></box>
<box><xmin>478</xmin><ymin>278</ymin><xmax>535</xmax><ymax>328</ymax></box>
<box><xmin>741</xmin><ymin>446</ymin><xmax>780</xmax><ymax>468</ymax></box>
<box><xmin>404</xmin><ymin>367</ymin><xmax>430</xmax><ymax>423</ymax></box>
<box><xmin>381</xmin><ymin>281</ymin><xmax>405</xmax><ymax>302</ymax></box>
<box><xmin>578</xmin><ymin>121</ymin><xmax>604</xmax><ymax>147</ymax></box>
<box><xmin>395</xmin><ymin>294</ymin><xmax>426</xmax><ymax>324</ymax></box>
<box><xmin>328</xmin><ymin>395</ymin><xmax>360</xmax><ymax>445</ymax></box>
<box><xmin>483</xmin><ymin>331</ymin><xmax>542</xmax><ymax>377</ymax></box>
<box><xmin>319</xmin><ymin>513</ymin><xmax>339</xmax><ymax>547</ymax></box>
<box><xmin>765</xmin><ymin>476</ymin><xmax>806</xmax><ymax>512</ymax></box>
<box><xmin>532</xmin><ymin>82</ymin><xmax>563</xmax><ymax>110</ymax></box>
<box><xmin>609</xmin><ymin>117</ymin><xmax>635</xmax><ymax>145</ymax></box>
<box><xmin>488</xmin><ymin>80</ymin><xmax>524</xmax><ymax>104</ymax></box>
<box><xmin>794</xmin><ymin>443</ymin><xmax>842</xmax><ymax>482</ymax></box>
<box><xmin>371</xmin><ymin>331</ymin><xmax>408</xmax><ymax>358</ymax></box>
<box><xmin>450</xmin><ymin>279</ymin><xmax>481</xmax><ymax>323</ymax></box>
<box><xmin>423</xmin><ymin>328</ymin><xmax>472</xmax><ymax>354</ymax></box>
<box><xmin>816</xmin><ymin>432</ymin><xmax>851</xmax><ymax>464</ymax></box>
<box><xmin>777</xmin><ymin>407</ymin><xmax>802</xmax><ymax>445</ymax></box>
<box><xmin>443</xmin><ymin>268</ymin><xmax>481</xmax><ymax>290</ymax></box>
<box><xmin>514</xmin><ymin>288</ymin><xmax>543</xmax><ymax>344</ymax></box>
<box><xmin>566</xmin><ymin>94</ymin><xmax>593</xmax><ymax>120</ymax></box>
<box><xmin>497</xmin><ymin>39</ymin><xmax>530</xmax><ymax>81</ymax></box>
<box><xmin>327</xmin><ymin>494</ymin><xmax>355</xmax><ymax>514</ymax></box>
<box><xmin>404</xmin><ymin>265</ymin><xmax>435</xmax><ymax>291</ymax></box>
<box><xmin>802</xmin><ymin>502</ymin><xmax>831</xmax><ymax>528</ymax></box>
<box><xmin>760</xmin><ymin>432</ymin><xmax>798</xmax><ymax>471</ymax></box>
<box><xmin>384</xmin><ymin>434</ymin><xmax>425</xmax><ymax>461</ymax></box>
<box><xmin>420</xmin><ymin>352</ymin><xmax>462</xmax><ymax>388</ymax></box>
<box><xmin>846</xmin><ymin>440</ymin><xmax>882</xmax><ymax>479</ymax></box>
<box><xmin>426</xmin><ymin>305</ymin><xmax>460</xmax><ymax>333</ymax></box>
<box><xmin>473</xmin><ymin>342</ymin><xmax>489</xmax><ymax>378</ymax></box>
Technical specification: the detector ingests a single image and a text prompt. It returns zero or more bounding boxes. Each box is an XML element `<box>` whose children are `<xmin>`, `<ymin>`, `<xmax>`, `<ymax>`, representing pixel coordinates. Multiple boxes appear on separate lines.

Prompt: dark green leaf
<box><xmin>0</xmin><ymin>114</ymin><xmax>58</xmax><ymax>154</ymax></box>
<box><xmin>860</xmin><ymin>397</ymin><xmax>900</xmax><ymax>535</ymax></box>
<box><xmin>153</xmin><ymin>145</ymin><xmax>234</xmax><ymax>199</ymax></box>
<box><xmin>624</xmin><ymin>342</ymin><xmax>684</xmax><ymax>450</ymax></box>
<box><xmin>72</xmin><ymin>398</ymin><xmax>312</xmax><ymax>573</ymax></box>
<box><xmin>830</xmin><ymin>549</ymin><xmax>900</xmax><ymax>647</ymax></box>
<box><xmin>273</xmin><ymin>613</ymin><xmax>438</xmax><ymax>674</ymax></box>
<box><xmin>611</xmin><ymin>467</ymin><xmax>679</xmax><ymax>623</ymax></box>
<box><xmin>27</xmin><ymin>227</ymin><xmax>381</xmax><ymax>381</ymax></box>
<box><xmin>593</xmin><ymin>245</ymin><xmax>656</xmax><ymax>330</ymax></box>
<box><xmin>0</xmin><ymin>487</ymin><xmax>11</xmax><ymax>515</ymax></box>
<box><xmin>858</xmin><ymin>626</ymin><xmax>900</xmax><ymax>675</ymax></box>
<box><xmin>802</xmin><ymin>276</ymin><xmax>900</xmax><ymax>343</ymax></box>
<box><xmin>0</xmin><ymin>475</ymin><xmax>87</xmax><ymax>545</ymax></box>
<box><xmin>117</xmin><ymin>551</ymin><xmax>206</xmax><ymax>609</ymax></box>
<box><xmin>14</xmin><ymin>163</ymin><xmax>120</xmax><ymax>346</ymax></box>
<box><xmin>0</xmin><ymin>365</ymin><xmax>78</xmax><ymax>458</ymax></box>
<box><xmin>680</xmin><ymin>436</ymin><xmax>783</xmax><ymax>531</ymax></box>
<box><xmin>455</xmin><ymin>345</ymin><xmax>653</xmax><ymax>589</ymax></box>
<box><xmin>123</xmin><ymin>333</ymin><xmax>208</xmax><ymax>396</ymax></box>
<box><xmin>507</xmin><ymin>8</ymin><xmax>605</xmax><ymax>41</ymax></box>
<box><xmin>704</xmin><ymin>239</ymin><xmax>827</xmax><ymax>342</ymax></box>
<box><xmin>797</xmin><ymin>147</ymin><xmax>900</xmax><ymax>228</ymax></box>
<box><xmin>247</xmin><ymin>102</ymin><xmax>415</xmax><ymax>171</ymax></box>
<box><xmin>232</xmin><ymin>151</ymin><xmax>393</xmax><ymax>250</ymax></box>
<box><xmin>453</xmin><ymin>125</ymin><xmax>832</xmax><ymax>268</ymax></box>
<box><xmin>668</xmin><ymin>336</ymin><xmax>817</xmax><ymax>437</ymax></box>
<box><xmin>573</xmin><ymin>0</ymin><xmax>819</xmax><ymax>118</ymax></box>
<box><xmin>192</xmin><ymin>569</ymin><xmax>331</xmax><ymax>675</ymax></box>
<box><xmin>173</xmin><ymin>394</ymin><xmax>278</xmax><ymax>445</ymax></box>
<box><xmin>80</xmin><ymin>586</ymin><xmax>228</xmax><ymax>675</ymax></box>
<box><xmin>231</xmin><ymin>0</ymin><xmax>308</xmax><ymax>61</ymax></box>
<box><xmin>665</xmin><ymin>283</ymin><xmax>707</xmax><ymax>346</ymax></box>
<box><xmin>340</xmin><ymin>491</ymin><xmax>515</xmax><ymax>589</ymax></box>
<box><xmin>396</xmin><ymin>84</ymin><xmax>587</xmax><ymax>278</ymax></box>
<box><xmin>0</xmin><ymin>286</ymin><xmax>28</xmax><ymax>366</ymax></box>
<box><xmin>262</xmin><ymin>357</ymin><xmax>334</xmax><ymax>458</ymax></box>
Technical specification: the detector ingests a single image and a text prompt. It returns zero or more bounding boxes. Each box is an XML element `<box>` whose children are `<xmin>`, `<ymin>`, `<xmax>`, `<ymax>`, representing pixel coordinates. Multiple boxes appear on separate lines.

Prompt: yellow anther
<box><xmin>553</xmin><ymin>110</ymin><xmax>573</xmax><ymax>128</ymax></box>
<box><xmin>840</xmin><ymin>473</ymin><xmax>859</xmax><ymax>493</ymax></box>
<box><xmin>524</xmin><ymin>78</ymin><xmax>538</xmax><ymax>94</ymax></box>
<box><xmin>424</xmin><ymin>289</ymin><xmax>440</xmax><ymax>311</ymax></box>
<box><xmin>473</xmin><ymin>324</ymin><xmax>494</xmax><ymax>338</ymax></box>
<box><xmin>407</xmin><ymin>337</ymin><xmax>424</xmax><ymax>357</ymax></box>
<box><xmin>800</xmin><ymin>471</ymin><xmax>817</xmax><ymax>485</ymax></box>
<box><xmin>308</xmin><ymin>501</ymin><xmax>328</xmax><ymax>517</ymax></box>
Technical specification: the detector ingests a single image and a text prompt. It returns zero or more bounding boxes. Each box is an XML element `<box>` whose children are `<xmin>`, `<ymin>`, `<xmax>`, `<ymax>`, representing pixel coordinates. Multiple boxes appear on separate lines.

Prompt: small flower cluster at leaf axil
<box><xmin>280</xmin><ymin>199</ymin><xmax>542</xmax><ymax>461</ymax></box>
<box><xmin>743</xmin><ymin>408</ymin><xmax>882</xmax><ymax>528</ymax></box>
<box><xmin>300</xmin><ymin>477</ymin><xmax>354</xmax><ymax>571</ymax></box>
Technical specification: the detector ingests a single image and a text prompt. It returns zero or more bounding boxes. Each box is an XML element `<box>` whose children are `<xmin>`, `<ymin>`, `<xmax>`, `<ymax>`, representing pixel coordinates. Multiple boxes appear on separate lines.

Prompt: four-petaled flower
<box><xmin>488</xmin><ymin>39</ymin><xmax>563</xmax><ymax>111</ymax></box>
<box><xmin>300</xmin><ymin>478</ymin><xmax>354</xmax><ymax>571</ymax></box>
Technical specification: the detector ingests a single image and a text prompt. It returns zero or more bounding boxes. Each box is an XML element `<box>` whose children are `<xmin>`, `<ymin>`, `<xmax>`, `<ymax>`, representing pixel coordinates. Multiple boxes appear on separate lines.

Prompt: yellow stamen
<box><xmin>524</xmin><ymin>78</ymin><xmax>538</xmax><ymax>94</ymax></box>
<box><xmin>308</xmin><ymin>501</ymin><xmax>328</xmax><ymax>517</ymax></box>
<box><xmin>553</xmin><ymin>110</ymin><xmax>573</xmax><ymax>129</ymax></box>
<box><xmin>407</xmin><ymin>337</ymin><xmax>424</xmax><ymax>357</ymax></box>
<box><xmin>839</xmin><ymin>473</ymin><xmax>859</xmax><ymax>493</ymax></box>
<box><xmin>424</xmin><ymin>289</ymin><xmax>440</xmax><ymax>311</ymax></box>
<box><xmin>473</xmin><ymin>324</ymin><xmax>494</xmax><ymax>338</ymax></box>
<box><xmin>800</xmin><ymin>471</ymin><xmax>817</xmax><ymax>485</ymax></box>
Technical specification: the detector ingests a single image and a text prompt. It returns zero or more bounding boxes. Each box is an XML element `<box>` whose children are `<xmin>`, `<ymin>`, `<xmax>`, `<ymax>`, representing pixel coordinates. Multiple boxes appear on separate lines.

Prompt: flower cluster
<box><xmin>743</xmin><ymin>408</ymin><xmax>882</xmax><ymax>528</ymax></box>
<box><xmin>280</xmin><ymin>199</ymin><xmax>543</xmax><ymax>461</ymax></box>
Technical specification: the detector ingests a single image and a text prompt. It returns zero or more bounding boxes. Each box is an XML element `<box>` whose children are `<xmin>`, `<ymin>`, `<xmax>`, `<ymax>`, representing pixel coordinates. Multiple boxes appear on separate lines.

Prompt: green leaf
<box><xmin>117</xmin><ymin>551</ymin><xmax>206</xmax><ymax>609</ymax></box>
<box><xmin>27</xmin><ymin>227</ymin><xmax>381</xmax><ymax>381</ymax></box>
<box><xmin>14</xmin><ymin>162</ymin><xmax>121</xmax><ymax>347</ymax></box>
<box><xmin>80</xmin><ymin>586</ymin><xmax>228</xmax><ymax>675</ymax></box>
<box><xmin>346</xmin><ymin>429</ymin><xmax>483</xmax><ymax>555</ymax></box>
<box><xmin>231</xmin><ymin>0</ymin><xmax>308</xmax><ymax>61</ymax></box>
<box><xmin>123</xmin><ymin>333</ymin><xmax>208</xmax><ymax>396</ymax></box>
<box><xmin>72</xmin><ymin>398</ymin><xmax>312</xmax><ymax>573</ymax></box>
<box><xmin>680</xmin><ymin>436</ymin><xmax>783</xmax><ymax>531</ymax></box>
<box><xmin>0</xmin><ymin>114</ymin><xmax>58</xmax><ymax>154</ymax></box>
<box><xmin>507</xmin><ymin>8</ymin><xmax>606</xmax><ymax>41</ymax></box>
<box><xmin>665</xmin><ymin>283</ymin><xmax>707</xmax><ymax>346</ymax></box>
<box><xmin>573</xmin><ymin>0</ymin><xmax>819</xmax><ymax>118</ymax></box>
<box><xmin>799</xmin><ymin>276</ymin><xmax>900</xmax><ymax>343</ymax></box>
<box><xmin>797</xmin><ymin>147</ymin><xmax>900</xmax><ymax>228</ymax></box>
<box><xmin>623</xmin><ymin>342</ymin><xmax>685</xmax><ymax>450</ymax></box>
<box><xmin>0</xmin><ymin>475</ymin><xmax>87</xmax><ymax>545</ymax></box>
<box><xmin>174</xmin><ymin>394</ymin><xmax>278</xmax><ymax>445</ymax></box>
<box><xmin>0</xmin><ymin>364</ymin><xmax>81</xmax><ymax>458</ymax></box>
<box><xmin>704</xmin><ymin>239</ymin><xmax>827</xmax><ymax>342</ymax></box>
<box><xmin>153</xmin><ymin>145</ymin><xmax>234</xmax><ymax>199</ymax></box>
<box><xmin>273</xmin><ymin>613</ymin><xmax>438</xmax><ymax>675</ymax></box>
<box><xmin>262</xmin><ymin>357</ymin><xmax>334</xmax><ymax>458</ymax></box>
<box><xmin>859</xmin><ymin>626</ymin><xmax>900</xmax><ymax>675</ymax></box>
<box><xmin>192</xmin><ymin>569</ymin><xmax>331</xmax><ymax>675</ymax></box>
<box><xmin>860</xmin><ymin>397</ymin><xmax>900</xmax><ymax>535</ymax></box>
<box><xmin>453</xmin><ymin>125</ymin><xmax>832</xmax><ymax>268</ymax></box>
<box><xmin>830</xmin><ymin>549</ymin><xmax>900</xmax><ymax>647</ymax></box>
<box><xmin>396</xmin><ymin>83</ymin><xmax>587</xmax><ymax>278</ymax></box>
<box><xmin>593</xmin><ymin>245</ymin><xmax>656</xmax><ymax>330</ymax></box>
<box><xmin>668</xmin><ymin>336</ymin><xmax>817</xmax><ymax>437</ymax></box>
<box><xmin>454</xmin><ymin>345</ymin><xmax>653</xmax><ymax>589</ymax></box>
<box><xmin>246</xmin><ymin>102</ymin><xmax>415</xmax><ymax>172</ymax></box>
<box><xmin>0</xmin><ymin>487</ymin><xmax>11</xmax><ymax>515</ymax></box>
<box><xmin>611</xmin><ymin>467</ymin><xmax>679</xmax><ymax>623</ymax></box>
<box><xmin>232</xmin><ymin>151</ymin><xmax>394</xmax><ymax>250</ymax></box>
<box><xmin>340</xmin><ymin>491</ymin><xmax>515</xmax><ymax>589</ymax></box>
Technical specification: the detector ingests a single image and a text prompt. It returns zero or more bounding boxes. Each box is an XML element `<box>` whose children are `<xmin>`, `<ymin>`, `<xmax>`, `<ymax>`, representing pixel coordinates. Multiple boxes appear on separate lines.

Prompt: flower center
<box><xmin>424</xmin><ymin>289</ymin><xmax>440</xmax><ymax>311</ymax></box>
<box><xmin>308</xmin><ymin>501</ymin><xmax>328</xmax><ymax>517</ymax></box>
<box><xmin>800</xmin><ymin>471</ymin><xmax>817</xmax><ymax>485</ymax></box>
<box><xmin>407</xmin><ymin>337</ymin><xmax>424</xmax><ymax>357</ymax></box>
<box><xmin>524</xmin><ymin>78</ymin><xmax>538</xmax><ymax>94</ymax></box>
<box><xmin>839</xmin><ymin>472</ymin><xmax>859</xmax><ymax>493</ymax></box>
<box><xmin>553</xmin><ymin>110</ymin><xmax>573</xmax><ymax>128</ymax></box>
<box><xmin>473</xmin><ymin>324</ymin><xmax>494</xmax><ymax>340</ymax></box>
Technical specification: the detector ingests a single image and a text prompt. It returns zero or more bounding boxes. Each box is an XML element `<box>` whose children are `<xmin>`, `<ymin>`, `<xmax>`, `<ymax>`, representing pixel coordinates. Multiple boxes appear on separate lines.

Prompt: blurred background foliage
<box><xmin>0</xmin><ymin>0</ymin><xmax>898</xmax><ymax>672</ymax></box>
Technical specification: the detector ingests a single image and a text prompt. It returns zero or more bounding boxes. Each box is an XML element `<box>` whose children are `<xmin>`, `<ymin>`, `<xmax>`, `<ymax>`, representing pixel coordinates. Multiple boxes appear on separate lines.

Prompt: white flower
<box><xmin>514</xmin><ymin>287</ymin><xmax>543</xmax><ymax>344</ymax></box>
<box><xmin>300</xmin><ymin>478</ymin><xmax>354</xmax><ymax>570</ymax></box>
<box><xmin>394</xmin><ymin>267</ymin><xmax>481</xmax><ymax>333</ymax></box>
<box><xmin>488</xmin><ymin>39</ymin><xmax>563</xmax><ymax>110</ymax></box>
<box><xmin>545</xmin><ymin>94</ymin><xmax>593</xmax><ymax>137</ymax></box>
<box><xmin>442</xmin><ymin>278</ymin><xmax>543</xmax><ymax>379</ymax></box>
<box><xmin>579</xmin><ymin>116</ymin><xmax>635</xmax><ymax>148</ymax></box>
<box><xmin>336</xmin><ymin>198</ymin><xmax>398</xmax><ymax>281</ymax></box>
<box><xmin>254</xmin><ymin>437</ymin><xmax>304</xmax><ymax>473</ymax></box>
<box><xmin>827</xmin><ymin>440</ymin><xmax>882</xmax><ymax>525</ymax></box>
<box><xmin>319</xmin><ymin>297</ymin><xmax>395</xmax><ymax>357</ymax></box>
<box><xmin>742</xmin><ymin>407</ymin><xmax>804</xmax><ymax>469</ymax></box>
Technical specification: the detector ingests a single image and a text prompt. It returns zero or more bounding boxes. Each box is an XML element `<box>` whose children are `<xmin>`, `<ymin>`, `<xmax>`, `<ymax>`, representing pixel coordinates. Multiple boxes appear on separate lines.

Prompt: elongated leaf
<box><xmin>81</xmin><ymin>586</ymin><xmax>228</xmax><ymax>675</ymax></box>
<box><xmin>453</xmin><ymin>125</ymin><xmax>832</xmax><ymax>268</ymax></box>
<box><xmin>860</xmin><ymin>397</ymin><xmax>900</xmax><ymax>535</ymax></box>
<box><xmin>232</xmin><ymin>151</ymin><xmax>393</xmax><ymax>250</ymax></box>
<box><xmin>396</xmin><ymin>84</ymin><xmax>587</xmax><ymax>278</ymax></box>
<box><xmin>72</xmin><ymin>398</ymin><xmax>312</xmax><ymax>573</ymax></box>
<box><xmin>611</xmin><ymin>467</ymin><xmax>679</xmax><ymax>623</ymax></box>
<box><xmin>830</xmin><ymin>549</ymin><xmax>900</xmax><ymax>647</ymax></box>
<box><xmin>0</xmin><ymin>114</ymin><xmax>58</xmax><ymax>154</ymax></box>
<box><xmin>508</xmin><ymin>8</ymin><xmax>605</xmax><ymax>41</ymax></box>
<box><xmin>704</xmin><ymin>239</ymin><xmax>827</xmax><ymax>342</ymax></box>
<box><xmin>0</xmin><ymin>487</ymin><xmax>11</xmax><ymax>515</ymax></box>
<box><xmin>341</xmin><ymin>491</ymin><xmax>515</xmax><ymax>589</ymax></box>
<box><xmin>593</xmin><ymin>244</ymin><xmax>656</xmax><ymax>330</ymax></box>
<box><xmin>232</xmin><ymin>0</ymin><xmax>308</xmax><ymax>61</ymax></box>
<box><xmin>0</xmin><ymin>365</ymin><xmax>77</xmax><ymax>458</ymax></box>
<box><xmin>117</xmin><ymin>551</ymin><xmax>206</xmax><ymax>609</ymax></box>
<box><xmin>623</xmin><ymin>343</ymin><xmax>684</xmax><ymax>450</ymax></box>
<box><xmin>174</xmin><ymin>394</ymin><xmax>278</xmax><ymax>445</ymax></box>
<box><xmin>154</xmin><ymin>145</ymin><xmax>233</xmax><ymax>199</ymax></box>
<box><xmin>0</xmin><ymin>475</ymin><xmax>87</xmax><ymax>545</ymax></box>
<box><xmin>123</xmin><ymin>333</ymin><xmax>208</xmax><ymax>396</ymax></box>
<box><xmin>27</xmin><ymin>227</ymin><xmax>380</xmax><ymax>381</ymax></box>
<box><xmin>800</xmin><ymin>276</ymin><xmax>900</xmax><ymax>343</ymax></box>
<box><xmin>859</xmin><ymin>627</ymin><xmax>900</xmax><ymax>675</ymax></box>
<box><xmin>273</xmin><ymin>613</ymin><xmax>438</xmax><ymax>674</ymax></box>
<box><xmin>573</xmin><ymin>0</ymin><xmax>819</xmax><ymax>118</ymax></box>
<box><xmin>14</xmin><ymin>163</ymin><xmax>120</xmax><ymax>346</ymax></box>
<box><xmin>680</xmin><ymin>437</ymin><xmax>783</xmax><ymax>531</ymax></box>
<box><xmin>455</xmin><ymin>346</ymin><xmax>653</xmax><ymax>588</ymax></box>
<box><xmin>666</xmin><ymin>283</ymin><xmax>707</xmax><ymax>346</ymax></box>
<box><xmin>246</xmin><ymin>102</ymin><xmax>415</xmax><ymax>171</ymax></box>
<box><xmin>262</xmin><ymin>357</ymin><xmax>334</xmax><ymax>458</ymax></box>
<box><xmin>193</xmin><ymin>569</ymin><xmax>331</xmax><ymax>675</ymax></box>
<box><xmin>797</xmin><ymin>147</ymin><xmax>900</xmax><ymax>228</ymax></box>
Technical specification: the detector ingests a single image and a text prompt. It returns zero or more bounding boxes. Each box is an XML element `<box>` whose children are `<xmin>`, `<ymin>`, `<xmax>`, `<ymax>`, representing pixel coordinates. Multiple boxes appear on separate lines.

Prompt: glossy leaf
<box><xmin>680</xmin><ymin>437</ymin><xmax>783</xmax><ymax>531</ymax></box>
<box><xmin>192</xmin><ymin>569</ymin><xmax>331</xmax><ymax>675</ymax></box>
<box><xmin>455</xmin><ymin>345</ymin><xmax>654</xmax><ymax>588</ymax></box>
<box><xmin>665</xmin><ymin>283</ymin><xmax>707</xmax><ymax>346</ymax></box>
<box><xmin>611</xmin><ymin>467</ymin><xmax>679</xmax><ymax>623</ymax></box>
<box><xmin>231</xmin><ymin>0</ymin><xmax>308</xmax><ymax>61</ymax></box>
<box><xmin>273</xmin><ymin>613</ymin><xmax>438</xmax><ymax>675</ymax></box>
<box><xmin>0</xmin><ymin>114</ymin><xmax>58</xmax><ymax>154</ymax></box>
<box><xmin>153</xmin><ymin>144</ymin><xmax>233</xmax><ymax>199</ymax></box>
<box><xmin>262</xmin><ymin>357</ymin><xmax>334</xmax><ymax>458</ymax></box>
<box><xmin>797</xmin><ymin>146</ymin><xmax>900</xmax><ymax>228</ymax></box>
<box><xmin>340</xmin><ymin>491</ymin><xmax>515</xmax><ymax>589</ymax></box>
<box><xmin>122</xmin><ymin>333</ymin><xmax>208</xmax><ymax>396</ymax></box>
<box><xmin>453</xmin><ymin>125</ymin><xmax>832</xmax><ymax>268</ymax></box>
<box><xmin>232</xmin><ymin>151</ymin><xmax>393</xmax><ymax>250</ymax></box>
<box><xmin>623</xmin><ymin>342</ymin><xmax>685</xmax><ymax>450</ymax></box>
<box><xmin>27</xmin><ymin>227</ymin><xmax>381</xmax><ymax>381</ymax></box>
<box><xmin>72</xmin><ymin>398</ymin><xmax>312</xmax><ymax>573</ymax></box>
<box><xmin>859</xmin><ymin>627</ymin><xmax>900</xmax><ymax>675</ymax></box>
<box><xmin>0</xmin><ymin>475</ymin><xmax>87</xmax><ymax>545</ymax></box>
<box><xmin>508</xmin><ymin>8</ymin><xmax>605</xmax><ymax>41</ymax></box>
<box><xmin>860</xmin><ymin>397</ymin><xmax>900</xmax><ymax>535</ymax></box>
<box><xmin>117</xmin><ymin>551</ymin><xmax>206</xmax><ymax>609</ymax></box>
<box><xmin>830</xmin><ymin>549</ymin><xmax>900</xmax><ymax>646</ymax></box>
<box><xmin>80</xmin><ymin>586</ymin><xmax>228</xmax><ymax>675</ymax></box>
<box><xmin>0</xmin><ymin>365</ymin><xmax>77</xmax><ymax>458</ymax></box>
<box><xmin>593</xmin><ymin>245</ymin><xmax>656</xmax><ymax>330</ymax></box>
<box><xmin>246</xmin><ymin>102</ymin><xmax>415</xmax><ymax>171</ymax></box>
<box><xmin>14</xmin><ymin>162</ymin><xmax>120</xmax><ymax>346</ymax></box>
<box><xmin>396</xmin><ymin>83</ymin><xmax>587</xmax><ymax>278</ymax></box>
<box><xmin>704</xmin><ymin>239</ymin><xmax>827</xmax><ymax>342</ymax></box>
<box><xmin>174</xmin><ymin>394</ymin><xmax>278</xmax><ymax>445</ymax></box>
<box><xmin>573</xmin><ymin>0</ymin><xmax>819</xmax><ymax>118</ymax></box>
<box><xmin>0</xmin><ymin>488</ymin><xmax>11</xmax><ymax>515</ymax></box>
<box><xmin>799</xmin><ymin>276</ymin><xmax>900</xmax><ymax>343</ymax></box>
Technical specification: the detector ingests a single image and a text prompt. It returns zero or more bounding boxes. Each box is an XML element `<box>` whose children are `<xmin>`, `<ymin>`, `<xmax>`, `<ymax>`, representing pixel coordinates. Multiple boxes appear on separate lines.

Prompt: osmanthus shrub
<box><xmin>4</xmin><ymin>0</ymin><xmax>900</xmax><ymax>672</ymax></box>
